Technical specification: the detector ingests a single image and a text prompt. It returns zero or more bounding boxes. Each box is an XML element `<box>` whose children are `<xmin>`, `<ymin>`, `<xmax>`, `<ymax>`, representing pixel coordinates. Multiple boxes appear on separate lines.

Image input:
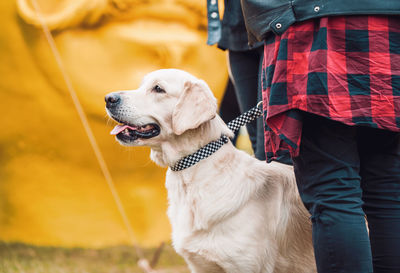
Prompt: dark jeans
<box><xmin>293</xmin><ymin>113</ymin><xmax>400</xmax><ymax>273</ymax></box>
<box><xmin>228</xmin><ymin>47</ymin><xmax>266</xmax><ymax>160</ymax></box>
<box><xmin>219</xmin><ymin>78</ymin><xmax>241</xmax><ymax>145</ymax></box>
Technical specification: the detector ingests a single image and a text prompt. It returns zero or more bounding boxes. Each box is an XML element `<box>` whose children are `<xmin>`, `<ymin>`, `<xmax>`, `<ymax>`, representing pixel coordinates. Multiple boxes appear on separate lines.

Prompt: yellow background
<box><xmin>0</xmin><ymin>0</ymin><xmax>228</xmax><ymax>247</ymax></box>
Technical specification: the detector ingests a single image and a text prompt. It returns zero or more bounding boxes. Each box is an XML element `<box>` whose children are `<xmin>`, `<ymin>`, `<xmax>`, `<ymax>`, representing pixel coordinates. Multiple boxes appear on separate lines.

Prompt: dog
<box><xmin>105</xmin><ymin>69</ymin><xmax>316</xmax><ymax>273</ymax></box>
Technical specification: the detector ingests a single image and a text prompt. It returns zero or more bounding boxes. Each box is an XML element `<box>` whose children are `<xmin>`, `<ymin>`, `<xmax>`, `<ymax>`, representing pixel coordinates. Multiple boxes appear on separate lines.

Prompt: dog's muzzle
<box><xmin>105</xmin><ymin>92</ymin><xmax>161</xmax><ymax>143</ymax></box>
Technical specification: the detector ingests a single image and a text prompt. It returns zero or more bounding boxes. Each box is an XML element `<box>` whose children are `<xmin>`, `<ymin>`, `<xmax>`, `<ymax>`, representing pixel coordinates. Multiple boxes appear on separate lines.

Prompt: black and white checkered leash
<box><xmin>170</xmin><ymin>101</ymin><xmax>263</xmax><ymax>172</ymax></box>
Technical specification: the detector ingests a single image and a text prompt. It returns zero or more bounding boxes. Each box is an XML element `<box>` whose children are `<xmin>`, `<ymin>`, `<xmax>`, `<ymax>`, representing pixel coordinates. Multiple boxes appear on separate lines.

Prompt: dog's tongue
<box><xmin>110</xmin><ymin>124</ymin><xmax>137</xmax><ymax>135</ymax></box>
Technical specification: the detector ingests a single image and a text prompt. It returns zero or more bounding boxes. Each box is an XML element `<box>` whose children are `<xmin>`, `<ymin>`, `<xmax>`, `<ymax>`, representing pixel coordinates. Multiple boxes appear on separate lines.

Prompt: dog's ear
<box><xmin>172</xmin><ymin>80</ymin><xmax>217</xmax><ymax>135</ymax></box>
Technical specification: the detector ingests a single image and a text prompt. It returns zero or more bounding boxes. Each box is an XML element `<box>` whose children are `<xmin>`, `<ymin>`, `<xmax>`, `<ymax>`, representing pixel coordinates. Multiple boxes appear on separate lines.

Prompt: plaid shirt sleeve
<box><xmin>262</xmin><ymin>16</ymin><xmax>400</xmax><ymax>162</ymax></box>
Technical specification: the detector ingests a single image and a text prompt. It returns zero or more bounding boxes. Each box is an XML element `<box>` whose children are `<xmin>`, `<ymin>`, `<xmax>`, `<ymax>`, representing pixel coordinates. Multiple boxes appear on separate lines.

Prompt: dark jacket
<box><xmin>207</xmin><ymin>0</ymin><xmax>262</xmax><ymax>51</ymax></box>
<box><xmin>241</xmin><ymin>0</ymin><xmax>400</xmax><ymax>45</ymax></box>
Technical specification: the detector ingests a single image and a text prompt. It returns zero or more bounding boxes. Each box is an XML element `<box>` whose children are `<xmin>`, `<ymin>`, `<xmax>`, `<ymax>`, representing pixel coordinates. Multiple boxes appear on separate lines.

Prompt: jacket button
<box><xmin>211</xmin><ymin>0</ymin><xmax>217</xmax><ymax>5</ymax></box>
<box><xmin>314</xmin><ymin>6</ymin><xmax>320</xmax><ymax>12</ymax></box>
<box><xmin>275</xmin><ymin>23</ymin><xmax>282</xmax><ymax>29</ymax></box>
<box><xmin>211</xmin><ymin>12</ymin><xmax>218</xmax><ymax>18</ymax></box>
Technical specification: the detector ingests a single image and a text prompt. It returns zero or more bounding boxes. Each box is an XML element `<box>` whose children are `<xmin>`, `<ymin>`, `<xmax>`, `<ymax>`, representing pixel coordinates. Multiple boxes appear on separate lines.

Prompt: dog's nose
<box><xmin>105</xmin><ymin>93</ymin><xmax>121</xmax><ymax>108</ymax></box>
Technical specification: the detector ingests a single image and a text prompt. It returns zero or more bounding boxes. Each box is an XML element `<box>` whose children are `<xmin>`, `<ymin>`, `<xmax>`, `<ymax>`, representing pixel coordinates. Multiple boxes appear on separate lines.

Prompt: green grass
<box><xmin>0</xmin><ymin>241</ymin><xmax>189</xmax><ymax>273</ymax></box>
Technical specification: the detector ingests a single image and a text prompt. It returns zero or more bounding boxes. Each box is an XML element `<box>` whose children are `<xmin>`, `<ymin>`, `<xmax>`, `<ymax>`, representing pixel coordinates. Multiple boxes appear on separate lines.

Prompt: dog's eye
<box><xmin>152</xmin><ymin>85</ymin><xmax>166</xmax><ymax>93</ymax></box>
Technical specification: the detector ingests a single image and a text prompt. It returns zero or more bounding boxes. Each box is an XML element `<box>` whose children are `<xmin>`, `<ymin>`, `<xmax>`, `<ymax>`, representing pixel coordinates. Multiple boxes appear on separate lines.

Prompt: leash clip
<box><xmin>256</xmin><ymin>100</ymin><xmax>263</xmax><ymax>110</ymax></box>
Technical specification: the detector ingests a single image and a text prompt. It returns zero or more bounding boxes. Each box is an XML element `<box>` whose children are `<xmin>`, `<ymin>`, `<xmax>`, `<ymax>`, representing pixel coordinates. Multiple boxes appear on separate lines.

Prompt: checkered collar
<box><xmin>170</xmin><ymin>103</ymin><xmax>263</xmax><ymax>172</ymax></box>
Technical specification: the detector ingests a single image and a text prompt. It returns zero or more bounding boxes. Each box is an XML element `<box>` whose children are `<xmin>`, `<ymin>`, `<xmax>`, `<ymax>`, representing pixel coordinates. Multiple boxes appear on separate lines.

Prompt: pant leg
<box><xmin>254</xmin><ymin>46</ymin><xmax>267</xmax><ymax>161</ymax></box>
<box><xmin>219</xmin><ymin>78</ymin><xmax>241</xmax><ymax>145</ymax></box>
<box><xmin>293</xmin><ymin>113</ymin><xmax>373</xmax><ymax>273</ymax></box>
<box><xmin>358</xmin><ymin>127</ymin><xmax>400</xmax><ymax>273</ymax></box>
<box><xmin>228</xmin><ymin>48</ymin><xmax>266</xmax><ymax>160</ymax></box>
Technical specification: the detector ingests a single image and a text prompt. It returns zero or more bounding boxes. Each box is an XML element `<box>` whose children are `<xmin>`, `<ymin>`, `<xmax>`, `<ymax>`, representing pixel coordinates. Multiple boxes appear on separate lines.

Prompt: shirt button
<box><xmin>211</xmin><ymin>12</ymin><xmax>218</xmax><ymax>18</ymax></box>
<box><xmin>314</xmin><ymin>6</ymin><xmax>320</xmax><ymax>12</ymax></box>
<box><xmin>275</xmin><ymin>23</ymin><xmax>282</xmax><ymax>29</ymax></box>
<box><xmin>211</xmin><ymin>0</ymin><xmax>217</xmax><ymax>5</ymax></box>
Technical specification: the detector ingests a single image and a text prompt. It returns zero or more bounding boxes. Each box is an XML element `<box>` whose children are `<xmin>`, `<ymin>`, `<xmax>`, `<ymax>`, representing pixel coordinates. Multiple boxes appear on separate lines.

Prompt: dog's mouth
<box><xmin>110</xmin><ymin>123</ymin><xmax>161</xmax><ymax>142</ymax></box>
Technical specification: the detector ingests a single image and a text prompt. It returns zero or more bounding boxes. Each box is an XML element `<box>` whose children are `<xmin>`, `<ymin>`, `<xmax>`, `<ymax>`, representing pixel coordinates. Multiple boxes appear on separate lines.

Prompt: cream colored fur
<box><xmin>106</xmin><ymin>69</ymin><xmax>316</xmax><ymax>273</ymax></box>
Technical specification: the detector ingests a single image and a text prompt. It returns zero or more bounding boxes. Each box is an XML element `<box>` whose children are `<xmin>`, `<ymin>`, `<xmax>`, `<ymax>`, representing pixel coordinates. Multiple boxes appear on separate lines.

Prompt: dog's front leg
<box><xmin>219</xmin><ymin>259</ymin><xmax>273</xmax><ymax>273</ymax></box>
<box><xmin>183</xmin><ymin>252</ymin><xmax>225</xmax><ymax>273</ymax></box>
<box><xmin>217</xmin><ymin>244</ymin><xmax>278</xmax><ymax>273</ymax></box>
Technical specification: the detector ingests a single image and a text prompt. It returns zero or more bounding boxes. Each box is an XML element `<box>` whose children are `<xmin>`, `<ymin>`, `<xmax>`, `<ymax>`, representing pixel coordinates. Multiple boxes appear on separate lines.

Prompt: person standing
<box><xmin>240</xmin><ymin>1</ymin><xmax>400</xmax><ymax>272</ymax></box>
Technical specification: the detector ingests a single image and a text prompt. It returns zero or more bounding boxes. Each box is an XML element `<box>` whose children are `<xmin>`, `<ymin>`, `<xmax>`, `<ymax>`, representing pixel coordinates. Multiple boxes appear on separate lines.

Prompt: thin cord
<box><xmin>29</xmin><ymin>0</ymin><xmax>146</xmax><ymax>261</ymax></box>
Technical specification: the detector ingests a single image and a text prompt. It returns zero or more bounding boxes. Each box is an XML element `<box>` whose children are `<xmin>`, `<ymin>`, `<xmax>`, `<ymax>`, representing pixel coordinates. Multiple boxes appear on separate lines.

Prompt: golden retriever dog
<box><xmin>105</xmin><ymin>69</ymin><xmax>316</xmax><ymax>273</ymax></box>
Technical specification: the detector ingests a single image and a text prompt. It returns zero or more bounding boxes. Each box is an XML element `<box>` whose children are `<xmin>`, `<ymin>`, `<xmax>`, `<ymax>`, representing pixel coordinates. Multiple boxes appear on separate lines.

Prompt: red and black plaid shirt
<box><xmin>262</xmin><ymin>15</ymin><xmax>400</xmax><ymax>162</ymax></box>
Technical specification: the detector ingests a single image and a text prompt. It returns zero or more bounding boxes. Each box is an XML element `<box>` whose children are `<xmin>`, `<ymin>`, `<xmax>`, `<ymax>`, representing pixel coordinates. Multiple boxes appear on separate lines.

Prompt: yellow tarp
<box><xmin>0</xmin><ymin>0</ymin><xmax>227</xmax><ymax>247</ymax></box>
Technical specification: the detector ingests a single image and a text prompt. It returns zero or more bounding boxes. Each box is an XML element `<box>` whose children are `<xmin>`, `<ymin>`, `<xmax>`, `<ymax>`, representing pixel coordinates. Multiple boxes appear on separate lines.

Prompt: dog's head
<box><xmin>105</xmin><ymin>69</ymin><xmax>221</xmax><ymax>148</ymax></box>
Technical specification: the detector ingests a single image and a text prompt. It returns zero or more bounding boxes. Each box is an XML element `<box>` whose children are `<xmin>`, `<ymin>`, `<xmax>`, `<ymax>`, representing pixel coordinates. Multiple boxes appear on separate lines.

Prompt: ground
<box><xmin>0</xmin><ymin>242</ymin><xmax>189</xmax><ymax>273</ymax></box>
